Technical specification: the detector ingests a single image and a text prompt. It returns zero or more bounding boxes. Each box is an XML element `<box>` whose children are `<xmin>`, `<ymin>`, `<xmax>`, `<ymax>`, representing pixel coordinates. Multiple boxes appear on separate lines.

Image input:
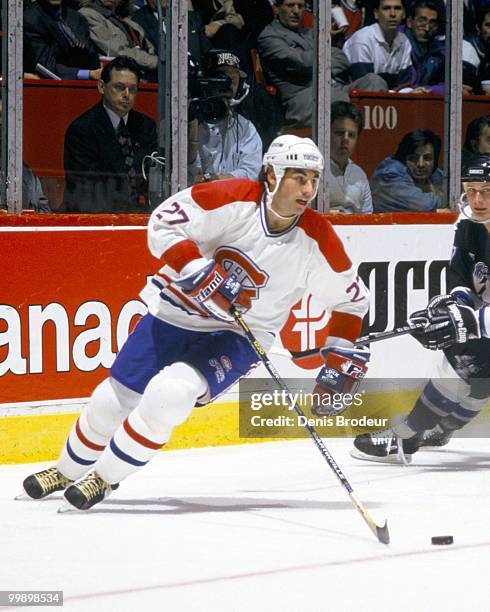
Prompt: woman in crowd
<box><xmin>371</xmin><ymin>129</ymin><xmax>444</xmax><ymax>212</ymax></box>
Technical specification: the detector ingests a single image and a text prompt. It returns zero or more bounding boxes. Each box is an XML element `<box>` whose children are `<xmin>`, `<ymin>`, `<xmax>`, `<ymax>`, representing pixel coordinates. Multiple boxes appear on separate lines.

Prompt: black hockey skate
<box><xmin>419</xmin><ymin>426</ymin><xmax>453</xmax><ymax>449</ymax></box>
<box><xmin>351</xmin><ymin>429</ymin><xmax>421</xmax><ymax>464</ymax></box>
<box><xmin>62</xmin><ymin>470</ymin><xmax>119</xmax><ymax>511</ymax></box>
<box><xmin>21</xmin><ymin>467</ymin><xmax>72</xmax><ymax>499</ymax></box>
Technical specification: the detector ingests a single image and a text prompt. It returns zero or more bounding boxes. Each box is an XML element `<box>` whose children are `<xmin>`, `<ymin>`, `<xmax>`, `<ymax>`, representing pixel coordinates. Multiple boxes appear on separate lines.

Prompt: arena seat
<box><xmin>250</xmin><ymin>48</ymin><xmax>277</xmax><ymax>95</ymax></box>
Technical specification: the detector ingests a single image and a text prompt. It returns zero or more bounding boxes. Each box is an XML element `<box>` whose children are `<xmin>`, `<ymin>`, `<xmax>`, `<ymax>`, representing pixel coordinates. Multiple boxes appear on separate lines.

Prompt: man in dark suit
<box><xmin>24</xmin><ymin>0</ymin><xmax>101</xmax><ymax>80</ymax></box>
<box><xmin>132</xmin><ymin>0</ymin><xmax>210</xmax><ymax>66</ymax></box>
<box><xmin>62</xmin><ymin>56</ymin><xmax>158</xmax><ymax>213</ymax></box>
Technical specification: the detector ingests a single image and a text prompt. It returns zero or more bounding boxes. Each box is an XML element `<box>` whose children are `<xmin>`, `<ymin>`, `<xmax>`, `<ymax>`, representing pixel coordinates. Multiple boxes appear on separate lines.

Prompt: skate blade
<box><xmin>350</xmin><ymin>448</ymin><xmax>412</xmax><ymax>465</ymax></box>
<box><xmin>419</xmin><ymin>444</ymin><xmax>448</xmax><ymax>451</ymax></box>
<box><xmin>14</xmin><ymin>490</ymin><xmax>30</xmax><ymax>500</ymax></box>
<box><xmin>57</xmin><ymin>502</ymin><xmax>80</xmax><ymax>514</ymax></box>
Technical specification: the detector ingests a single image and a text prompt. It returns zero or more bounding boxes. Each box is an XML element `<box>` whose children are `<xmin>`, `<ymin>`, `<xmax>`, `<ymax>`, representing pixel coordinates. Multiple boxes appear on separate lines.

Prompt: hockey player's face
<box><xmin>405</xmin><ymin>143</ymin><xmax>435</xmax><ymax>184</ymax></box>
<box><xmin>463</xmin><ymin>182</ymin><xmax>490</xmax><ymax>222</ymax></box>
<box><xmin>271</xmin><ymin>168</ymin><xmax>319</xmax><ymax>216</ymax></box>
<box><xmin>99</xmin><ymin>69</ymin><xmax>138</xmax><ymax>118</ymax></box>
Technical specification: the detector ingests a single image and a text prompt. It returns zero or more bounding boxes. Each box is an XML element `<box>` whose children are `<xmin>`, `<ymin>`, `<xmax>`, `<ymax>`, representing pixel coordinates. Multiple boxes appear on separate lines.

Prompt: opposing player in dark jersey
<box><xmin>352</xmin><ymin>154</ymin><xmax>490</xmax><ymax>464</ymax></box>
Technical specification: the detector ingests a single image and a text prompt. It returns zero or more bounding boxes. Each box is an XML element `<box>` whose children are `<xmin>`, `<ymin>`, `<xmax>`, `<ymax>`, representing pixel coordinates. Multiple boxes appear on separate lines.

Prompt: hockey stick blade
<box><xmin>376</xmin><ymin>520</ymin><xmax>390</xmax><ymax>545</ymax></box>
<box><xmin>349</xmin><ymin>491</ymin><xmax>390</xmax><ymax>544</ymax></box>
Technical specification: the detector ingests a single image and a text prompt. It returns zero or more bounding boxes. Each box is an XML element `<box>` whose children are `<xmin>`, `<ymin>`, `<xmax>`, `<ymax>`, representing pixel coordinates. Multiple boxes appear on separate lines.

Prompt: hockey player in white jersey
<box><xmin>21</xmin><ymin>135</ymin><xmax>370</xmax><ymax>510</ymax></box>
<box><xmin>352</xmin><ymin>154</ymin><xmax>490</xmax><ymax>464</ymax></box>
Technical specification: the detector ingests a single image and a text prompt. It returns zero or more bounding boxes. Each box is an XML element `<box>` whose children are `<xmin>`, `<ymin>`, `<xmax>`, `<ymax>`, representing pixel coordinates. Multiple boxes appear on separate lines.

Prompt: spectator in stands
<box><xmin>0</xmin><ymin>164</ymin><xmax>49</xmax><ymax>213</ymax></box>
<box><xmin>463</xmin><ymin>0</ymin><xmax>490</xmax><ymax>36</ymax></box>
<box><xmin>462</xmin><ymin>114</ymin><xmax>490</xmax><ymax>168</ymax></box>
<box><xmin>192</xmin><ymin>1</ymin><xmax>247</xmax><ymax>63</ymax></box>
<box><xmin>404</xmin><ymin>0</ymin><xmax>445</xmax><ymax>92</ymax></box>
<box><xmin>234</xmin><ymin>0</ymin><xmax>274</xmax><ymax>47</ymax></box>
<box><xmin>257</xmin><ymin>0</ymin><xmax>387</xmax><ymax>129</ymax></box>
<box><xmin>328</xmin><ymin>101</ymin><xmax>372</xmax><ymax>214</ymax></box>
<box><xmin>0</xmin><ymin>98</ymin><xmax>51</xmax><ymax>213</ymax></box>
<box><xmin>463</xmin><ymin>7</ymin><xmax>490</xmax><ymax>94</ymax></box>
<box><xmin>189</xmin><ymin>49</ymin><xmax>262</xmax><ymax>183</ymax></box>
<box><xmin>79</xmin><ymin>0</ymin><xmax>158</xmax><ymax>81</ymax></box>
<box><xmin>340</xmin><ymin>0</ymin><xmax>365</xmax><ymax>40</ymax></box>
<box><xmin>132</xmin><ymin>1</ymin><xmax>210</xmax><ymax>65</ymax></box>
<box><xmin>22</xmin><ymin>165</ymin><xmax>51</xmax><ymax>212</ymax></box>
<box><xmin>23</xmin><ymin>0</ymin><xmax>101</xmax><ymax>80</ymax></box>
<box><xmin>371</xmin><ymin>129</ymin><xmax>444</xmax><ymax>212</ymax></box>
<box><xmin>62</xmin><ymin>56</ymin><xmax>158</xmax><ymax>213</ymax></box>
<box><xmin>343</xmin><ymin>0</ymin><xmax>413</xmax><ymax>91</ymax></box>
<box><xmin>331</xmin><ymin>1</ymin><xmax>350</xmax><ymax>48</ymax></box>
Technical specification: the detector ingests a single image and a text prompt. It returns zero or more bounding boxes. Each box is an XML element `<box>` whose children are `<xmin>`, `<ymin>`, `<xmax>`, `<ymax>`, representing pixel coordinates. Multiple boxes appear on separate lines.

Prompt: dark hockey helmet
<box><xmin>461</xmin><ymin>154</ymin><xmax>490</xmax><ymax>182</ymax></box>
<box><xmin>459</xmin><ymin>154</ymin><xmax>490</xmax><ymax>224</ymax></box>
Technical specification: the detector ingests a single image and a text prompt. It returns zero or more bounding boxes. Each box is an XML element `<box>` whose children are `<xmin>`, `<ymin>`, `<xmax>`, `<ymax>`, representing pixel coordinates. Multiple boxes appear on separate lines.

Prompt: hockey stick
<box><xmin>231</xmin><ymin>306</ymin><xmax>390</xmax><ymax>545</ymax></box>
<box><xmin>274</xmin><ymin>322</ymin><xmax>426</xmax><ymax>361</ymax></box>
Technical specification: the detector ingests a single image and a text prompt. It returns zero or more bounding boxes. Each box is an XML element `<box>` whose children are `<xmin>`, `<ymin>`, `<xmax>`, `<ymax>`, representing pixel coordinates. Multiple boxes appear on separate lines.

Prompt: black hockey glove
<box><xmin>409</xmin><ymin>295</ymin><xmax>481</xmax><ymax>351</ymax></box>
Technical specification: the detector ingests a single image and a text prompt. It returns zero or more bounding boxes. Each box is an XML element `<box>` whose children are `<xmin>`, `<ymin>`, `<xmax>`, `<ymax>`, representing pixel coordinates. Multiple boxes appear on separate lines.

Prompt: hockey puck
<box><xmin>431</xmin><ymin>535</ymin><xmax>453</xmax><ymax>545</ymax></box>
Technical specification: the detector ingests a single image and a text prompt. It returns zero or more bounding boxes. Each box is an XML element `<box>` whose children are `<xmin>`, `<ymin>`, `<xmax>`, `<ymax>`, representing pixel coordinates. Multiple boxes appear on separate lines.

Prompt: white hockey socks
<box><xmin>93</xmin><ymin>363</ymin><xmax>208</xmax><ymax>485</ymax></box>
<box><xmin>95</xmin><ymin>410</ymin><xmax>168</xmax><ymax>484</ymax></box>
<box><xmin>57</xmin><ymin>378</ymin><xmax>139</xmax><ymax>482</ymax></box>
<box><xmin>57</xmin><ymin>411</ymin><xmax>111</xmax><ymax>482</ymax></box>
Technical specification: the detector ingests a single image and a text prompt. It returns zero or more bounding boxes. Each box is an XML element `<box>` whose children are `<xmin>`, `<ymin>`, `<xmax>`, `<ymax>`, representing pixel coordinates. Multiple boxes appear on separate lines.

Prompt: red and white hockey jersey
<box><xmin>141</xmin><ymin>178</ymin><xmax>369</xmax><ymax>349</ymax></box>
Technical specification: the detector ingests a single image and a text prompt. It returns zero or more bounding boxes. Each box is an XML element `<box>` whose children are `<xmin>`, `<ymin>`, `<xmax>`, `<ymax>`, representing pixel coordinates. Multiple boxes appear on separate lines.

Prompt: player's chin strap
<box><xmin>264</xmin><ymin>165</ymin><xmax>318</xmax><ymax>221</ymax></box>
<box><xmin>264</xmin><ymin>166</ymin><xmax>295</xmax><ymax>220</ymax></box>
<box><xmin>458</xmin><ymin>193</ymin><xmax>490</xmax><ymax>224</ymax></box>
<box><xmin>264</xmin><ymin>191</ymin><xmax>298</xmax><ymax>221</ymax></box>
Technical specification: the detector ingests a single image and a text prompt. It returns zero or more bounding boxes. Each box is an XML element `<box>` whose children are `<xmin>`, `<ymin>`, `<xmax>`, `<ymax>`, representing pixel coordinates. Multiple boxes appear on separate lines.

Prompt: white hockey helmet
<box><xmin>459</xmin><ymin>154</ymin><xmax>490</xmax><ymax>224</ymax></box>
<box><xmin>262</xmin><ymin>136</ymin><xmax>324</xmax><ymax>215</ymax></box>
<box><xmin>263</xmin><ymin>134</ymin><xmax>324</xmax><ymax>177</ymax></box>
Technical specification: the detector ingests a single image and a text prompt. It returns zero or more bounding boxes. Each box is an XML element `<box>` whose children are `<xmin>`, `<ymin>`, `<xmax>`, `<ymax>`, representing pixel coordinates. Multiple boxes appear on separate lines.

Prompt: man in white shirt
<box><xmin>463</xmin><ymin>8</ymin><xmax>490</xmax><ymax>94</ymax></box>
<box><xmin>328</xmin><ymin>101</ymin><xmax>372</xmax><ymax>214</ymax></box>
<box><xmin>343</xmin><ymin>0</ymin><xmax>413</xmax><ymax>90</ymax></box>
<box><xmin>189</xmin><ymin>49</ymin><xmax>262</xmax><ymax>183</ymax></box>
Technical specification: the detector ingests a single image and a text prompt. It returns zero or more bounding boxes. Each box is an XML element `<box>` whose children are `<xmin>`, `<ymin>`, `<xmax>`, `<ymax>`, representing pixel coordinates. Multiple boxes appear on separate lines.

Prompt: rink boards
<box><xmin>0</xmin><ymin>215</ymin><xmax>466</xmax><ymax>462</ymax></box>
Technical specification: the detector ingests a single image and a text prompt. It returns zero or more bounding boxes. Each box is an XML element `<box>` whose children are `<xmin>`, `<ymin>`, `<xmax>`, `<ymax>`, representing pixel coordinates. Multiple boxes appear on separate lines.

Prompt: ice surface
<box><xmin>2</xmin><ymin>438</ymin><xmax>490</xmax><ymax>612</ymax></box>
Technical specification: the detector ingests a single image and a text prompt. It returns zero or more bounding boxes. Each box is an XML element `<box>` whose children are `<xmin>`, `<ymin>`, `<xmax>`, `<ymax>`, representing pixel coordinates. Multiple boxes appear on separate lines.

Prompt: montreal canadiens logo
<box><xmin>214</xmin><ymin>247</ymin><xmax>269</xmax><ymax>300</ymax></box>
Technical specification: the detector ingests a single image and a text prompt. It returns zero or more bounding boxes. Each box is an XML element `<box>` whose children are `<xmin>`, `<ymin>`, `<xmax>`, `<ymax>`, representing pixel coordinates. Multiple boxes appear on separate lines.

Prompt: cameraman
<box><xmin>189</xmin><ymin>49</ymin><xmax>263</xmax><ymax>184</ymax></box>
